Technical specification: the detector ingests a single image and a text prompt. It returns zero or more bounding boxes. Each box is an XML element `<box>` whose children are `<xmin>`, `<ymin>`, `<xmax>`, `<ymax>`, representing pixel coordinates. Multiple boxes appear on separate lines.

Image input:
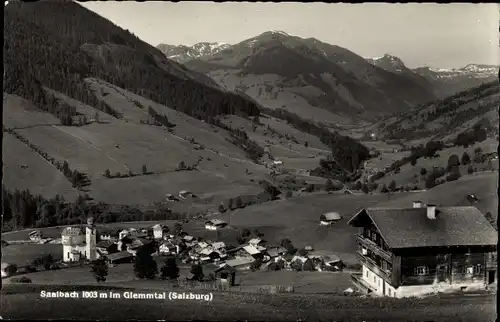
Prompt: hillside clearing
<box><xmin>2</xmin><ymin>134</ymin><xmax>78</xmax><ymax>200</ymax></box>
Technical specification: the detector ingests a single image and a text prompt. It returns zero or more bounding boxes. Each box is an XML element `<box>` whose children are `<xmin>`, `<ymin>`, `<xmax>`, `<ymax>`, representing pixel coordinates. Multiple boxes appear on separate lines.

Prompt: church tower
<box><xmin>85</xmin><ymin>216</ymin><xmax>97</xmax><ymax>261</ymax></box>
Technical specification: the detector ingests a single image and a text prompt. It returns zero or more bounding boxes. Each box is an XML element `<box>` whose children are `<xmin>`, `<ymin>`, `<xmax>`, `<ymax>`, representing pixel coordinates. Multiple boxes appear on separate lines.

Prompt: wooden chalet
<box><xmin>348</xmin><ymin>202</ymin><xmax>497</xmax><ymax>298</ymax></box>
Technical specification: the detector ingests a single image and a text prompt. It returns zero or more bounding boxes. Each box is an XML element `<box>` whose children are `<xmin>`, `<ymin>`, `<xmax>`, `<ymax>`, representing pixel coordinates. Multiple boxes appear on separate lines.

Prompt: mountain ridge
<box><xmin>165</xmin><ymin>31</ymin><xmax>437</xmax><ymax>124</ymax></box>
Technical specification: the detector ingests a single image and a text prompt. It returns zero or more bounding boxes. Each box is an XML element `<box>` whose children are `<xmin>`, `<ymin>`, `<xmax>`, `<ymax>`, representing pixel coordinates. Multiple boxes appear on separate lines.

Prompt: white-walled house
<box><xmin>152</xmin><ymin>224</ymin><xmax>169</xmax><ymax>240</ymax></box>
<box><xmin>205</xmin><ymin>219</ymin><xmax>227</xmax><ymax>231</ymax></box>
<box><xmin>319</xmin><ymin>212</ymin><xmax>342</xmax><ymax>226</ymax></box>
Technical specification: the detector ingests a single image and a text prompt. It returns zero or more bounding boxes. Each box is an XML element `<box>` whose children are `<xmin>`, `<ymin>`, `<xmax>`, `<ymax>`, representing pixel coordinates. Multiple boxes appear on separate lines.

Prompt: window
<box><xmin>366</xmin><ymin>270</ymin><xmax>369</xmax><ymax>277</ymax></box>
<box><xmin>465</xmin><ymin>265</ymin><xmax>482</xmax><ymax>274</ymax></box>
<box><xmin>388</xmin><ymin>289</ymin><xmax>392</xmax><ymax>296</ymax></box>
<box><xmin>415</xmin><ymin>266</ymin><xmax>429</xmax><ymax>276</ymax></box>
<box><xmin>373</xmin><ymin>276</ymin><xmax>376</xmax><ymax>283</ymax></box>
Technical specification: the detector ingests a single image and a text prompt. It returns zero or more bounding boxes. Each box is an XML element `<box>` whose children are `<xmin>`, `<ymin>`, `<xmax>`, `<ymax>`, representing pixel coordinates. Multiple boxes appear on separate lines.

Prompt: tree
<box><xmin>487</xmin><ymin>160</ymin><xmax>493</xmax><ymax>171</ymax></box>
<box><xmin>90</xmin><ymin>258</ymin><xmax>108</xmax><ymax>282</ymax></box>
<box><xmin>361</xmin><ymin>183</ymin><xmax>369</xmax><ymax>194</ymax></box>
<box><xmin>380</xmin><ymin>184</ymin><xmax>389</xmax><ymax>193</ymax></box>
<box><xmin>190</xmin><ymin>263</ymin><xmax>204</xmax><ymax>281</ymax></box>
<box><xmin>142</xmin><ymin>164</ymin><xmax>148</xmax><ymax>174</ymax></box>
<box><xmin>133</xmin><ymin>248</ymin><xmax>158</xmax><ymax>280</ymax></box>
<box><xmin>94</xmin><ymin>111</ymin><xmax>100</xmax><ymax>123</ymax></box>
<box><xmin>447</xmin><ymin>154</ymin><xmax>460</xmax><ymax>171</ymax></box>
<box><xmin>325</xmin><ymin>179</ymin><xmax>334</xmax><ymax>192</ymax></box>
<box><xmin>461</xmin><ymin>152</ymin><xmax>471</xmax><ymax>165</ymax></box>
<box><xmin>218</xmin><ymin>202</ymin><xmax>226</xmax><ymax>213</ymax></box>
<box><xmin>484</xmin><ymin>212</ymin><xmax>496</xmax><ymax>227</ymax></box>
<box><xmin>304</xmin><ymin>141</ymin><xmax>308</xmax><ymax>148</ymax></box>
<box><xmin>241</xmin><ymin>228</ymin><xmax>251</xmax><ymax>238</ymax></box>
<box><xmin>474</xmin><ymin>147</ymin><xmax>483</xmax><ymax>155</ymax></box>
<box><xmin>410</xmin><ymin>158</ymin><xmax>417</xmax><ymax>166</ymax></box>
<box><xmin>446</xmin><ymin>166</ymin><xmax>461</xmax><ymax>181</ymax></box>
<box><xmin>388</xmin><ymin>180</ymin><xmax>396</xmax><ymax>191</ymax></box>
<box><xmin>160</xmin><ymin>256</ymin><xmax>179</xmax><ymax>280</ymax></box>
<box><xmin>178</xmin><ymin>161</ymin><xmax>186</xmax><ymax>170</ymax></box>
<box><xmin>42</xmin><ymin>254</ymin><xmax>54</xmax><ymax>270</ymax></box>
<box><xmin>173</xmin><ymin>222</ymin><xmax>183</xmax><ymax>235</ymax></box>
<box><xmin>285</xmin><ymin>190</ymin><xmax>293</xmax><ymax>198</ymax></box>
<box><xmin>280</xmin><ymin>238</ymin><xmax>296</xmax><ymax>255</ymax></box>
<box><xmin>228</xmin><ymin>198</ymin><xmax>235</xmax><ymax>210</ymax></box>
<box><xmin>467</xmin><ymin>165</ymin><xmax>474</xmax><ymax>174</ymax></box>
<box><xmin>235</xmin><ymin>196</ymin><xmax>243</xmax><ymax>209</ymax></box>
<box><xmin>236</xmin><ymin>235</ymin><xmax>245</xmax><ymax>245</ymax></box>
<box><xmin>425</xmin><ymin>175</ymin><xmax>436</xmax><ymax>189</ymax></box>
<box><xmin>355</xmin><ymin>181</ymin><xmax>362</xmax><ymax>190</ymax></box>
<box><xmin>305</xmin><ymin>184</ymin><xmax>315</xmax><ymax>193</ymax></box>
<box><xmin>250</xmin><ymin>258</ymin><xmax>262</xmax><ymax>271</ymax></box>
<box><xmin>104</xmin><ymin>168</ymin><xmax>111</xmax><ymax>178</ymax></box>
<box><xmin>303</xmin><ymin>259</ymin><xmax>315</xmax><ymax>271</ymax></box>
<box><xmin>297</xmin><ymin>248</ymin><xmax>308</xmax><ymax>256</ymax></box>
<box><xmin>420</xmin><ymin>168</ymin><xmax>427</xmax><ymax>176</ymax></box>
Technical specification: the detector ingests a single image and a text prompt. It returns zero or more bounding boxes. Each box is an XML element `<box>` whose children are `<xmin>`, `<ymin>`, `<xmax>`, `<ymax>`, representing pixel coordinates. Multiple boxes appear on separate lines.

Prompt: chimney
<box><xmin>413</xmin><ymin>200</ymin><xmax>422</xmax><ymax>208</ymax></box>
<box><xmin>426</xmin><ymin>204</ymin><xmax>437</xmax><ymax>219</ymax></box>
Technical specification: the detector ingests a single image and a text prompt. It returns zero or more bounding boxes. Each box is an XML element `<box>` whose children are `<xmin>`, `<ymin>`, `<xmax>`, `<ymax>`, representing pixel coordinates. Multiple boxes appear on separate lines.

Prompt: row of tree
<box><xmin>5</xmin><ymin>129</ymin><xmax>90</xmax><ymax>189</ymax></box>
<box><xmin>1</xmin><ymin>185</ymin><xmax>184</xmax><ymax>233</ymax></box>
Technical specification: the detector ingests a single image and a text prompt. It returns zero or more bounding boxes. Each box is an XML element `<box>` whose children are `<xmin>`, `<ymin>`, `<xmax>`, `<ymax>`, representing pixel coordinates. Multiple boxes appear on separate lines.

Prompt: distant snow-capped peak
<box><xmin>419</xmin><ymin>63</ymin><xmax>498</xmax><ymax>80</ymax></box>
<box><xmin>157</xmin><ymin>42</ymin><xmax>231</xmax><ymax>62</ymax></box>
<box><xmin>269</xmin><ymin>30</ymin><xmax>291</xmax><ymax>36</ymax></box>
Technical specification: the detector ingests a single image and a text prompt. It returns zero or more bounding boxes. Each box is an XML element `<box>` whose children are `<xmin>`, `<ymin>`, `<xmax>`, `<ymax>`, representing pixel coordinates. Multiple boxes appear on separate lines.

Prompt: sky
<box><xmin>81</xmin><ymin>2</ymin><xmax>499</xmax><ymax>69</ymax></box>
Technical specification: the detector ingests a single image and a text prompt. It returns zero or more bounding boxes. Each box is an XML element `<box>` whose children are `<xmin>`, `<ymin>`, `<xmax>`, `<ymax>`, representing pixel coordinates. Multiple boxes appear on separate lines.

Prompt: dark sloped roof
<box><xmin>96</xmin><ymin>240</ymin><xmax>115</xmax><ymax>248</ymax></box>
<box><xmin>348</xmin><ymin>206</ymin><xmax>497</xmax><ymax>249</ymax></box>
<box><xmin>106</xmin><ymin>251</ymin><xmax>134</xmax><ymax>261</ymax></box>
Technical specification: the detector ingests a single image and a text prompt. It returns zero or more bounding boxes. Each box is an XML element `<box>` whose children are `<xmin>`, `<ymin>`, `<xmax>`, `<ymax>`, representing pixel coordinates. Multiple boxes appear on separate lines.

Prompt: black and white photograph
<box><xmin>2</xmin><ymin>1</ymin><xmax>499</xmax><ymax>320</ymax></box>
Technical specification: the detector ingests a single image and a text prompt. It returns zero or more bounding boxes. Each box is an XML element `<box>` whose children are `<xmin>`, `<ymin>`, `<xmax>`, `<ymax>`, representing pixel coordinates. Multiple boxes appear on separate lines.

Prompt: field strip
<box><xmin>51</xmin><ymin>125</ymin><xmax>130</xmax><ymax>172</ymax></box>
<box><xmin>6</xmin><ymin>132</ymin><xmax>81</xmax><ymax>198</ymax></box>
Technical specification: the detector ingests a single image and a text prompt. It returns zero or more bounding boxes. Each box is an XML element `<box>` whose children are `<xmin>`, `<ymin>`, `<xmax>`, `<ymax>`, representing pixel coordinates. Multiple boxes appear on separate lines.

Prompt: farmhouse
<box><xmin>319</xmin><ymin>212</ymin><xmax>342</xmax><ymax>226</ymax></box>
<box><xmin>248</xmin><ymin>237</ymin><xmax>265</xmax><ymax>246</ymax></box>
<box><xmin>224</xmin><ymin>257</ymin><xmax>255</xmax><ymax>270</ymax></box>
<box><xmin>205</xmin><ymin>219</ymin><xmax>227</xmax><ymax>231</ymax></box>
<box><xmin>106</xmin><ymin>251</ymin><xmax>134</xmax><ymax>265</ymax></box>
<box><xmin>29</xmin><ymin>230</ymin><xmax>42</xmax><ymax>242</ymax></box>
<box><xmin>265</xmin><ymin>246</ymin><xmax>287</xmax><ymax>260</ymax></box>
<box><xmin>159</xmin><ymin>241</ymin><xmax>178</xmax><ymax>255</ymax></box>
<box><xmin>179</xmin><ymin>190</ymin><xmax>196</xmax><ymax>199</ymax></box>
<box><xmin>152</xmin><ymin>224</ymin><xmax>170</xmax><ymax>240</ymax></box>
<box><xmin>61</xmin><ymin>217</ymin><xmax>97</xmax><ymax>262</ymax></box>
<box><xmin>1</xmin><ymin>262</ymin><xmax>17</xmax><ymax>278</ymax></box>
<box><xmin>96</xmin><ymin>240</ymin><xmax>116</xmax><ymax>255</ymax></box>
<box><xmin>213</xmin><ymin>264</ymin><xmax>237</xmax><ymax>286</ymax></box>
<box><xmin>242</xmin><ymin>245</ymin><xmax>262</xmax><ymax>258</ymax></box>
<box><xmin>211</xmin><ymin>241</ymin><xmax>226</xmax><ymax>250</ymax></box>
<box><xmin>348</xmin><ymin>203</ymin><xmax>498</xmax><ymax>298</ymax></box>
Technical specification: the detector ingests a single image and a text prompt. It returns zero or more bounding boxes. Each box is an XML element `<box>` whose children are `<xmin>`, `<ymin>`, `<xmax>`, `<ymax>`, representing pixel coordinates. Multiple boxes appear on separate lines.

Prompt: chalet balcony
<box><xmin>350</xmin><ymin>273</ymin><xmax>373</xmax><ymax>294</ymax></box>
<box><xmin>356</xmin><ymin>251</ymin><xmax>391</xmax><ymax>282</ymax></box>
<box><xmin>356</xmin><ymin>234</ymin><xmax>392</xmax><ymax>262</ymax></box>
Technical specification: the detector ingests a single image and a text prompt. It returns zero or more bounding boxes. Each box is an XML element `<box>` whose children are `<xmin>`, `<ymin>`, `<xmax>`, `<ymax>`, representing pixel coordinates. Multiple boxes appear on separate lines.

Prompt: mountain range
<box><xmin>159</xmin><ymin>37</ymin><xmax>498</xmax><ymax>116</ymax></box>
<box><xmin>3</xmin><ymin>1</ymin><xmax>372</xmax><ymax>211</ymax></box>
<box><xmin>158</xmin><ymin>31</ymin><xmax>439</xmax><ymax>125</ymax></box>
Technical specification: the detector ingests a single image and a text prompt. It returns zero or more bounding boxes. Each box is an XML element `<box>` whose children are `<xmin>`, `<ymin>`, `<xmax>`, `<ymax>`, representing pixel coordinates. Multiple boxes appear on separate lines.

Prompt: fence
<box><xmin>173</xmin><ymin>280</ymin><xmax>295</xmax><ymax>294</ymax></box>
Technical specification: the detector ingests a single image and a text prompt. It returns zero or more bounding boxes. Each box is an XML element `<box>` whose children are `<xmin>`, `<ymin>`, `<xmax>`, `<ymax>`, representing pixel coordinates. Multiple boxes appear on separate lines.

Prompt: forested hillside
<box><xmin>371</xmin><ymin>81</ymin><xmax>499</xmax><ymax>143</ymax></box>
<box><xmin>3</xmin><ymin>1</ymin><xmax>260</xmax><ymax>122</ymax></box>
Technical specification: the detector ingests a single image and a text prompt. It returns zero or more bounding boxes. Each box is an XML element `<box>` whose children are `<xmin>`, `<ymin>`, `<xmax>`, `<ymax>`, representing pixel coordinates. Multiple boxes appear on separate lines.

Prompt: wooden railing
<box><xmin>356</xmin><ymin>234</ymin><xmax>393</xmax><ymax>262</ymax></box>
<box><xmin>356</xmin><ymin>251</ymin><xmax>391</xmax><ymax>283</ymax></box>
